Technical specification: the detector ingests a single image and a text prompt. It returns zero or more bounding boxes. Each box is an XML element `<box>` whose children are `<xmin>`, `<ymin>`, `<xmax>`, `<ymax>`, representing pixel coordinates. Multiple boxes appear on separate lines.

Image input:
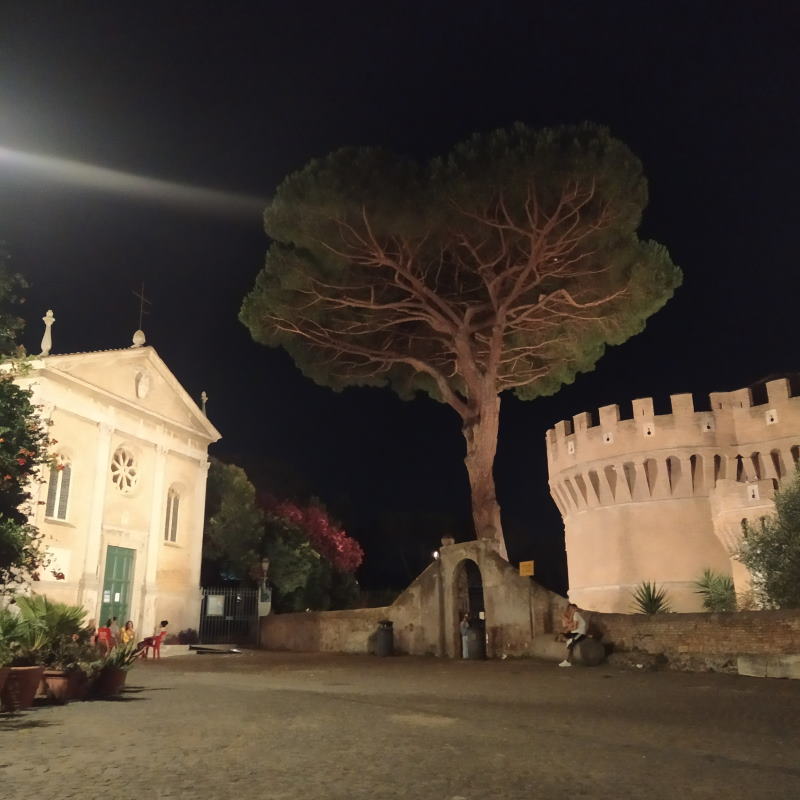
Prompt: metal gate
<box><xmin>199</xmin><ymin>586</ymin><xmax>259</xmax><ymax>645</ymax></box>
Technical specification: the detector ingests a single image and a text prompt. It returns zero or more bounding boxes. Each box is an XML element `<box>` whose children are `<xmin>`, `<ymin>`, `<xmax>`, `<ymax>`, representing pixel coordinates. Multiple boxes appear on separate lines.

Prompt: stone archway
<box><xmin>452</xmin><ymin>558</ymin><xmax>486</xmax><ymax>657</ymax></box>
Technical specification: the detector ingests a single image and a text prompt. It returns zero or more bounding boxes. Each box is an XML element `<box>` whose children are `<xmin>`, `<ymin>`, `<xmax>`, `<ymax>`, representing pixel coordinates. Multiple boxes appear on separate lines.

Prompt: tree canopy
<box><xmin>241</xmin><ymin>123</ymin><xmax>681</xmax><ymax>554</ymax></box>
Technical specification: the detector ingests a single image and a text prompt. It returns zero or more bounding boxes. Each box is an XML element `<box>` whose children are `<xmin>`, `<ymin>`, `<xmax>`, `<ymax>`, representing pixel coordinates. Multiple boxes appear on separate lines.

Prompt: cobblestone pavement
<box><xmin>2</xmin><ymin>651</ymin><xmax>800</xmax><ymax>799</ymax></box>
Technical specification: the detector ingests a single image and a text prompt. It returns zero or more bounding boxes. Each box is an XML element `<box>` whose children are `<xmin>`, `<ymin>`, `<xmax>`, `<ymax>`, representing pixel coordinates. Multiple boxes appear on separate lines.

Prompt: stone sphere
<box><xmin>572</xmin><ymin>637</ymin><xmax>606</xmax><ymax>667</ymax></box>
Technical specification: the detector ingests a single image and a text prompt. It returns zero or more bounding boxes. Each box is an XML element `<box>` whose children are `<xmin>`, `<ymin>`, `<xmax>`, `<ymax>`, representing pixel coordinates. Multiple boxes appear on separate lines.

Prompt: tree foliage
<box><xmin>202</xmin><ymin>459</ymin><xmax>362</xmax><ymax>612</ymax></box>
<box><xmin>241</xmin><ymin>123</ymin><xmax>681</xmax><ymax>553</ymax></box>
<box><xmin>739</xmin><ymin>469</ymin><xmax>800</xmax><ymax>608</ymax></box>
<box><xmin>202</xmin><ymin>459</ymin><xmax>265</xmax><ymax>580</ymax></box>
<box><xmin>0</xmin><ymin>251</ymin><xmax>50</xmax><ymax>594</ymax></box>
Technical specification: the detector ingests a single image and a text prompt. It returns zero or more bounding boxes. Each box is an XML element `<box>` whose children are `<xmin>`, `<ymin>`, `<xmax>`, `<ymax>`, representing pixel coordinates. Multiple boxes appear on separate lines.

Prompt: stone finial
<box><xmin>201</xmin><ymin>391</ymin><xmax>208</xmax><ymax>415</ymax></box>
<box><xmin>132</xmin><ymin>329</ymin><xmax>146</xmax><ymax>347</ymax></box>
<box><xmin>40</xmin><ymin>310</ymin><xmax>55</xmax><ymax>356</ymax></box>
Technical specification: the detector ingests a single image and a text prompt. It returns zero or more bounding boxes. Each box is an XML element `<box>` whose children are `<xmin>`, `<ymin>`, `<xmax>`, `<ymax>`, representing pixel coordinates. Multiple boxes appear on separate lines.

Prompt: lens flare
<box><xmin>0</xmin><ymin>145</ymin><xmax>265</xmax><ymax>216</ymax></box>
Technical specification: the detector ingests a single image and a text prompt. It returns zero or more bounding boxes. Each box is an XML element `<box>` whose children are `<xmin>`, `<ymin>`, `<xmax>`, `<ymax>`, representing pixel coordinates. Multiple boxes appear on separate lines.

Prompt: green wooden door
<box><xmin>99</xmin><ymin>546</ymin><xmax>135</xmax><ymax>626</ymax></box>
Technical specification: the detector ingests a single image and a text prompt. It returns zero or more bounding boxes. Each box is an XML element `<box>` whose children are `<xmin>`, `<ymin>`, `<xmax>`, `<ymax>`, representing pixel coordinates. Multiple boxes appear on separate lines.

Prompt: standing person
<box><xmin>96</xmin><ymin>619</ymin><xmax>113</xmax><ymax>655</ymax></box>
<box><xmin>110</xmin><ymin>616</ymin><xmax>121</xmax><ymax>643</ymax></box>
<box><xmin>459</xmin><ymin>613</ymin><xmax>470</xmax><ymax>659</ymax></box>
<box><xmin>559</xmin><ymin>603</ymin><xmax>589</xmax><ymax>667</ymax></box>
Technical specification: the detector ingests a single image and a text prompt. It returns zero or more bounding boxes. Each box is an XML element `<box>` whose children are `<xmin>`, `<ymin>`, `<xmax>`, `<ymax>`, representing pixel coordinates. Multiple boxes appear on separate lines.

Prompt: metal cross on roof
<box><xmin>132</xmin><ymin>283</ymin><xmax>152</xmax><ymax>331</ymax></box>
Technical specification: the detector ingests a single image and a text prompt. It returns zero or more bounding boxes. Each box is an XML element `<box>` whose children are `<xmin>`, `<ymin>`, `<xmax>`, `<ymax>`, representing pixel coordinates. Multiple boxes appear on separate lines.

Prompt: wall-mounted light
<box><xmin>432</xmin><ymin>550</ymin><xmax>440</xmax><ymax>560</ymax></box>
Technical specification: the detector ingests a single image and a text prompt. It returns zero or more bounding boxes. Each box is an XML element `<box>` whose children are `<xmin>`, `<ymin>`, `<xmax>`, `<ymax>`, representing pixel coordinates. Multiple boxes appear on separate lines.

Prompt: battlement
<box><xmin>546</xmin><ymin>378</ymin><xmax>800</xmax><ymax>474</ymax></box>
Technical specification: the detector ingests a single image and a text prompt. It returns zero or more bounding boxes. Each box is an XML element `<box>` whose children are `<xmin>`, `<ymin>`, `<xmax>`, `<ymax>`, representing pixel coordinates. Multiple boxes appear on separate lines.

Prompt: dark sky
<box><xmin>1</xmin><ymin>2</ymin><xmax>799</xmax><ymax>593</ymax></box>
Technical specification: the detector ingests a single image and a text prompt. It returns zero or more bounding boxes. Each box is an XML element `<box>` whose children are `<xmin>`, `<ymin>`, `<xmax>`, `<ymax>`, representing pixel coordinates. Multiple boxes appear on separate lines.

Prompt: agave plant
<box><xmin>631</xmin><ymin>581</ymin><xmax>671</xmax><ymax>614</ymax></box>
<box><xmin>99</xmin><ymin>641</ymin><xmax>140</xmax><ymax>672</ymax></box>
<box><xmin>694</xmin><ymin>569</ymin><xmax>737</xmax><ymax>612</ymax></box>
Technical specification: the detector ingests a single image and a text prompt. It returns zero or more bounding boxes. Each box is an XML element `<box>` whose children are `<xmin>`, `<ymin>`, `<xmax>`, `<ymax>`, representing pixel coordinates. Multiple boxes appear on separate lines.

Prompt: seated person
<box><xmin>119</xmin><ymin>620</ymin><xmax>135</xmax><ymax>645</ymax></box>
<box><xmin>559</xmin><ymin>603</ymin><xmax>589</xmax><ymax>667</ymax></box>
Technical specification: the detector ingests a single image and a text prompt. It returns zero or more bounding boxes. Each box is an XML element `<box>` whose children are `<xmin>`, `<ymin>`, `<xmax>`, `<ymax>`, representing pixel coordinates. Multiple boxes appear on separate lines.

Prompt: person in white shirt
<box><xmin>559</xmin><ymin>603</ymin><xmax>589</xmax><ymax>667</ymax></box>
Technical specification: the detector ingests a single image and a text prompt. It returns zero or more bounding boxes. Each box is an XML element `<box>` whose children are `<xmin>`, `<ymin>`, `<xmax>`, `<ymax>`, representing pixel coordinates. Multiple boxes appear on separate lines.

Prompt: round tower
<box><xmin>545</xmin><ymin>378</ymin><xmax>800</xmax><ymax>612</ymax></box>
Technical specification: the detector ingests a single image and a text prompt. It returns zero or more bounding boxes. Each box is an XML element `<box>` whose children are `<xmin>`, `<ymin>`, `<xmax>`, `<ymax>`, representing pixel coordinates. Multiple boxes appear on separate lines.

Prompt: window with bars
<box><xmin>164</xmin><ymin>488</ymin><xmax>180</xmax><ymax>543</ymax></box>
<box><xmin>45</xmin><ymin>461</ymin><xmax>72</xmax><ymax>520</ymax></box>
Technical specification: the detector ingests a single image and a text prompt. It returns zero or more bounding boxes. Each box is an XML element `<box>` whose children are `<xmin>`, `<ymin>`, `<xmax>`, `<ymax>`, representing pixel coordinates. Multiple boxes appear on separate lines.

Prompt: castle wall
<box><xmin>546</xmin><ymin>377</ymin><xmax>800</xmax><ymax>612</ymax></box>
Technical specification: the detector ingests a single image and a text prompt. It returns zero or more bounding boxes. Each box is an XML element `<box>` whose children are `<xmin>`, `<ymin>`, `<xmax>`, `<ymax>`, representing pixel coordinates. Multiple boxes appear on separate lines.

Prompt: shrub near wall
<box><xmin>592</xmin><ymin>609</ymin><xmax>800</xmax><ymax>672</ymax></box>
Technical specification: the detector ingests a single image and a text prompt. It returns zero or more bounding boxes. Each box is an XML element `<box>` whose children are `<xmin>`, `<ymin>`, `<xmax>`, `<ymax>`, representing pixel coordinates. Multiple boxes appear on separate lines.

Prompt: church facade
<box><xmin>15</xmin><ymin>338</ymin><xmax>220</xmax><ymax>636</ymax></box>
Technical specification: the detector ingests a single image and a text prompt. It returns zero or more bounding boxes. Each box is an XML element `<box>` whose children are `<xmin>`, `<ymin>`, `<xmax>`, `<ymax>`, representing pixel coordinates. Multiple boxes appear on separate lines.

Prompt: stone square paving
<box><xmin>2</xmin><ymin>651</ymin><xmax>799</xmax><ymax>799</ymax></box>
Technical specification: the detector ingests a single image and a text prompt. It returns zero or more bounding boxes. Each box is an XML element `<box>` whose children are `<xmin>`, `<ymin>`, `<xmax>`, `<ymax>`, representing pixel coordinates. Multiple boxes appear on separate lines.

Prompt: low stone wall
<box><xmin>591</xmin><ymin>609</ymin><xmax>800</xmax><ymax>673</ymax></box>
<box><xmin>260</xmin><ymin>606</ymin><xmax>390</xmax><ymax>654</ymax></box>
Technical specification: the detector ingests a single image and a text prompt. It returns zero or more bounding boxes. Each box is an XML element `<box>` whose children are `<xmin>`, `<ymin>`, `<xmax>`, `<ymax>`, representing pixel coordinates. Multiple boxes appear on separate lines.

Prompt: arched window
<box><xmin>690</xmin><ymin>454</ymin><xmax>704</xmax><ymax>491</ymax></box>
<box><xmin>45</xmin><ymin>456</ymin><xmax>71</xmax><ymax>520</ymax></box>
<box><xmin>770</xmin><ymin>449</ymin><xmax>785</xmax><ymax>479</ymax></box>
<box><xmin>164</xmin><ymin>488</ymin><xmax>180</xmax><ymax>543</ymax></box>
<box><xmin>666</xmin><ymin>456</ymin><xmax>682</xmax><ymax>493</ymax></box>
<box><xmin>750</xmin><ymin>452</ymin><xmax>763</xmax><ymax>480</ymax></box>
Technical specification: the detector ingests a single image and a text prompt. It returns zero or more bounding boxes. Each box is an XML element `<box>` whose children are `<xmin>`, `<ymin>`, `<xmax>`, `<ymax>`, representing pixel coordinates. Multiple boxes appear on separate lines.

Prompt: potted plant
<box><xmin>92</xmin><ymin>641</ymin><xmax>139</xmax><ymax>697</ymax></box>
<box><xmin>0</xmin><ymin>604</ymin><xmax>47</xmax><ymax>711</ymax></box>
<box><xmin>0</xmin><ymin>635</ymin><xmax>12</xmax><ymax>695</ymax></box>
<box><xmin>2</xmin><ymin>596</ymin><xmax>89</xmax><ymax>706</ymax></box>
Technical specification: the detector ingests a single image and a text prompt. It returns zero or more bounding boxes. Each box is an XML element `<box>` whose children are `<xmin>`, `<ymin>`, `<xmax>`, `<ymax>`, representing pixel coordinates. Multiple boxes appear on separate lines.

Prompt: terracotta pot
<box><xmin>92</xmin><ymin>666</ymin><xmax>127</xmax><ymax>697</ymax></box>
<box><xmin>1</xmin><ymin>666</ymin><xmax>45</xmax><ymax>711</ymax></box>
<box><xmin>0</xmin><ymin>667</ymin><xmax>9</xmax><ymax>696</ymax></box>
<box><xmin>72</xmin><ymin>669</ymin><xmax>89</xmax><ymax>701</ymax></box>
<box><xmin>42</xmin><ymin>669</ymin><xmax>82</xmax><ymax>704</ymax></box>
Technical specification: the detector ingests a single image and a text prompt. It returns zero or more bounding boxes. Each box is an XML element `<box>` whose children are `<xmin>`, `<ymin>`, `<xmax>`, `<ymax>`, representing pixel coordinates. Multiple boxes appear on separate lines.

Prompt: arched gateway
<box><xmin>452</xmin><ymin>558</ymin><xmax>486</xmax><ymax>657</ymax></box>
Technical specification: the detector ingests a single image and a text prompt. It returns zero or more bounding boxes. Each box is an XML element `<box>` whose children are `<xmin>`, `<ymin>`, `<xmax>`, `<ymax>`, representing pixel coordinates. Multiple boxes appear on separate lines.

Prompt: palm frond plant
<box><xmin>694</xmin><ymin>569</ymin><xmax>737</xmax><ymax>612</ymax></box>
<box><xmin>13</xmin><ymin>595</ymin><xmax>88</xmax><ymax>668</ymax></box>
<box><xmin>631</xmin><ymin>581</ymin><xmax>671</xmax><ymax>614</ymax></box>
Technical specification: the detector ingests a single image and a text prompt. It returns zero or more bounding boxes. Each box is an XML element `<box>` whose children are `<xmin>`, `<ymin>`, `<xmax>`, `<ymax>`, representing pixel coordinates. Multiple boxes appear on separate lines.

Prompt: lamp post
<box><xmin>256</xmin><ymin>558</ymin><xmax>271</xmax><ymax>649</ymax></box>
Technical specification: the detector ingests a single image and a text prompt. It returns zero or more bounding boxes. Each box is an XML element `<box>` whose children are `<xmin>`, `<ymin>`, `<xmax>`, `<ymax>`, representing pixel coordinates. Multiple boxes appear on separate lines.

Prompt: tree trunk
<box><xmin>463</xmin><ymin>393</ymin><xmax>508</xmax><ymax>560</ymax></box>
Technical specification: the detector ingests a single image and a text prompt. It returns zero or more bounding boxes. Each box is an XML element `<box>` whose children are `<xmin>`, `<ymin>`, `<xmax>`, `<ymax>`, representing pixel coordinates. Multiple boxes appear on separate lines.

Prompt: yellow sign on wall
<box><xmin>519</xmin><ymin>560</ymin><xmax>535</xmax><ymax>577</ymax></box>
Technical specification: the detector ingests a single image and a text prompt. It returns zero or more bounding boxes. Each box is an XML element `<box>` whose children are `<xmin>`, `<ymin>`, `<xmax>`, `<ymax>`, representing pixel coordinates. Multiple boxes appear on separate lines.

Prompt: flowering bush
<box><xmin>271</xmin><ymin>500</ymin><xmax>364</xmax><ymax>574</ymax></box>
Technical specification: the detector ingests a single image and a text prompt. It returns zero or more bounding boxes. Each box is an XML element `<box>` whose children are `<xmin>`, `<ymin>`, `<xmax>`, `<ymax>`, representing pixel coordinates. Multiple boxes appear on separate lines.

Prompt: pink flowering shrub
<box><xmin>271</xmin><ymin>500</ymin><xmax>364</xmax><ymax>574</ymax></box>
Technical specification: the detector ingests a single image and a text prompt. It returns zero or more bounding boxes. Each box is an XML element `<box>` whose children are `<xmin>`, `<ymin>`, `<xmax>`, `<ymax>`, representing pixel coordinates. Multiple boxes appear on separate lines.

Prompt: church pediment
<box><xmin>37</xmin><ymin>347</ymin><xmax>220</xmax><ymax>441</ymax></box>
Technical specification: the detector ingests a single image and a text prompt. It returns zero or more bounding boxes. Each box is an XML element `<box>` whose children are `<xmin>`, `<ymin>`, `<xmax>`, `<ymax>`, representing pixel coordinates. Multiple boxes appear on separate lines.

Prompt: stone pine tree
<box><xmin>241</xmin><ymin>124</ymin><xmax>682</xmax><ymax>558</ymax></box>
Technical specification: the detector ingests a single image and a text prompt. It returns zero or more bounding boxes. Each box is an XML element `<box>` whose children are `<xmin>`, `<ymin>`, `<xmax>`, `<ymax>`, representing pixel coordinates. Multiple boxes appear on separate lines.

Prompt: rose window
<box><xmin>110</xmin><ymin>447</ymin><xmax>138</xmax><ymax>494</ymax></box>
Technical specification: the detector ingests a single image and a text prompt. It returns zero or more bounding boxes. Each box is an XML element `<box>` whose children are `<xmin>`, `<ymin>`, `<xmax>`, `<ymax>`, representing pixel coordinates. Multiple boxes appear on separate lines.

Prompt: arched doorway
<box><xmin>453</xmin><ymin>558</ymin><xmax>486</xmax><ymax>657</ymax></box>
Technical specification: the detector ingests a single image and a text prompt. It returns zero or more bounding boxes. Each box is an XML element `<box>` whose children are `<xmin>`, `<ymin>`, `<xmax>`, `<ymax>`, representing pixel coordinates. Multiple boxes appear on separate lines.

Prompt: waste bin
<box><xmin>375</xmin><ymin>620</ymin><xmax>393</xmax><ymax>657</ymax></box>
<box><xmin>465</xmin><ymin>624</ymin><xmax>486</xmax><ymax>659</ymax></box>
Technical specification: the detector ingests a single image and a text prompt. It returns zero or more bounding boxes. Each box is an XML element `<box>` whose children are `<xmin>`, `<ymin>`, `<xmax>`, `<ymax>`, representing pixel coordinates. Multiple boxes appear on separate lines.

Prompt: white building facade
<box><xmin>16</xmin><ymin>340</ymin><xmax>220</xmax><ymax>636</ymax></box>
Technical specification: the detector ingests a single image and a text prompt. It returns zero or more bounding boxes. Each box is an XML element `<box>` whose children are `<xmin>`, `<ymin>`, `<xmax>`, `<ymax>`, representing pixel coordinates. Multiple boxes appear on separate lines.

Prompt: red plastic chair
<box><xmin>143</xmin><ymin>631</ymin><xmax>168</xmax><ymax>659</ymax></box>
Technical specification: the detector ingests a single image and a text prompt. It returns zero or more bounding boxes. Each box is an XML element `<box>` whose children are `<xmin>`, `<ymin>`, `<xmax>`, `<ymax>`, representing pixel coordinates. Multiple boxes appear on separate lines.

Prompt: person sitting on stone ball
<box><xmin>559</xmin><ymin>603</ymin><xmax>588</xmax><ymax>668</ymax></box>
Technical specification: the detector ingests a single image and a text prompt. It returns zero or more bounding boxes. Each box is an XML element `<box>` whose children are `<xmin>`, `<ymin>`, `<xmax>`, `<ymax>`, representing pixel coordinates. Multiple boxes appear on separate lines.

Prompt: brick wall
<box><xmin>591</xmin><ymin>609</ymin><xmax>800</xmax><ymax>660</ymax></box>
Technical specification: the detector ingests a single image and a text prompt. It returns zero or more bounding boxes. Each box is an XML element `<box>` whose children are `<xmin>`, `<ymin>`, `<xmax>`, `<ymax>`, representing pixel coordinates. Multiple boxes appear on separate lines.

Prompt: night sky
<box><xmin>1</xmin><ymin>3</ymin><xmax>798</xmax><ymax>593</ymax></box>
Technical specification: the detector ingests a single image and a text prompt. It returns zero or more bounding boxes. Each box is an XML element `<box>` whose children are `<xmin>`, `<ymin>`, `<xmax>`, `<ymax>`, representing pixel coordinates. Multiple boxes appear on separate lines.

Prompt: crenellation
<box><xmin>766</xmin><ymin>378</ymin><xmax>790</xmax><ymax>404</ymax></box>
<box><xmin>632</xmin><ymin>397</ymin><xmax>654</xmax><ymax>418</ymax></box>
<box><xmin>598</xmin><ymin>403</ymin><xmax>620</xmax><ymax>427</ymax></box>
<box><xmin>572</xmin><ymin>411</ymin><xmax>591</xmax><ymax>432</ymax></box>
<box><xmin>554</xmin><ymin>419</ymin><xmax>572</xmax><ymax>438</ymax></box>
<box><xmin>670</xmin><ymin>393</ymin><xmax>694</xmax><ymax>415</ymax></box>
